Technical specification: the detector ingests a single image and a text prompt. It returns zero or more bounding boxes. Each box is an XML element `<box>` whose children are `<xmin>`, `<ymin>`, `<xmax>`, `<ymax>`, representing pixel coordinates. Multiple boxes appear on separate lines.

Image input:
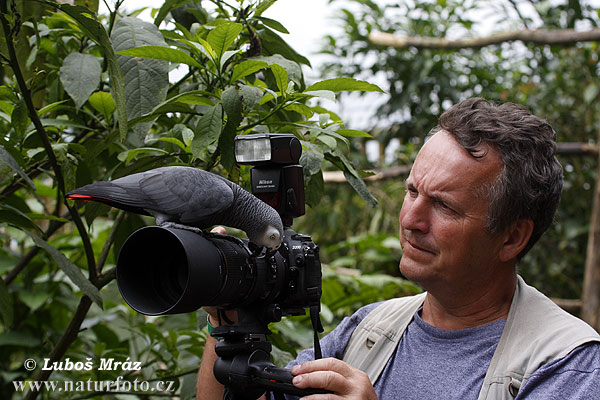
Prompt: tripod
<box><xmin>212</xmin><ymin>307</ymin><xmax>328</xmax><ymax>400</ymax></box>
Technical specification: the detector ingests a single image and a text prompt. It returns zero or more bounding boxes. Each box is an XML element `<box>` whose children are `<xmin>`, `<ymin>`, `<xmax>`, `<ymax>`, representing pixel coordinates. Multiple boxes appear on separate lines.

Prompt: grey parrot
<box><xmin>66</xmin><ymin>166</ymin><xmax>284</xmax><ymax>250</ymax></box>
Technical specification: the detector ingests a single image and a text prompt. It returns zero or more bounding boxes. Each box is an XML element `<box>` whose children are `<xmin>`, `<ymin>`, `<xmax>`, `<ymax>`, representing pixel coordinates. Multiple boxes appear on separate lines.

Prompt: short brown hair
<box><xmin>434</xmin><ymin>97</ymin><xmax>563</xmax><ymax>259</ymax></box>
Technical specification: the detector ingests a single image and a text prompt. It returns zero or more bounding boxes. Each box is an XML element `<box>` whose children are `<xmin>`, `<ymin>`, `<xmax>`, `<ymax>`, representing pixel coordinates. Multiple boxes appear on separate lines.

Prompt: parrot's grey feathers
<box><xmin>67</xmin><ymin>166</ymin><xmax>284</xmax><ymax>250</ymax></box>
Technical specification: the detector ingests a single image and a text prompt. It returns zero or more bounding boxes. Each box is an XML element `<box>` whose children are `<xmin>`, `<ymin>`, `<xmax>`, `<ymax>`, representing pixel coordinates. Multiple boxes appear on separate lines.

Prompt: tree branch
<box><xmin>368</xmin><ymin>28</ymin><xmax>600</xmax><ymax>49</ymax></box>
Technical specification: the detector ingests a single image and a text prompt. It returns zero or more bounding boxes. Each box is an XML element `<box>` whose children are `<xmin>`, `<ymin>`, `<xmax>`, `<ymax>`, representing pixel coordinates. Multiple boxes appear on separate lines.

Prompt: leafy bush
<box><xmin>0</xmin><ymin>0</ymin><xmax>390</xmax><ymax>398</ymax></box>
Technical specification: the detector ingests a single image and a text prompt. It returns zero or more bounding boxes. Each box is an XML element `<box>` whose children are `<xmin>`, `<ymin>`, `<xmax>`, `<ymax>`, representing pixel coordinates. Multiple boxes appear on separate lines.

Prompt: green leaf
<box><xmin>258</xmin><ymin>28</ymin><xmax>311</xmax><ymax>67</ymax></box>
<box><xmin>286</xmin><ymin>103</ymin><xmax>314</xmax><ymax>119</ymax></box>
<box><xmin>336</xmin><ymin>129</ymin><xmax>373</xmax><ymax>138</ymax></box>
<box><xmin>207</xmin><ymin>22</ymin><xmax>243</xmax><ymax>61</ymax></box>
<box><xmin>238</xmin><ymin>85</ymin><xmax>263</xmax><ymax>110</ymax></box>
<box><xmin>60</xmin><ymin>52</ymin><xmax>101</xmax><ymax>109</ymax></box>
<box><xmin>0</xmin><ymin>332</ymin><xmax>40</xmax><ymax>347</ymax></box>
<box><xmin>270</xmin><ymin>64</ymin><xmax>288</xmax><ymax>93</ymax></box>
<box><xmin>154</xmin><ymin>0</ymin><xmax>189</xmax><ymax>27</ymax></box>
<box><xmin>305</xmin><ymin>78</ymin><xmax>385</xmax><ymax>93</ymax></box>
<box><xmin>344</xmin><ymin>169</ymin><xmax>378</xmax><ymax>207</ymax></box>
<box><xmin>252</xmin><ymin>55</ymin><xmax>303</xmax><ymax>87</ymax></box>
<box><xmin>0</xmin><ymin>86</ymin><xmax>18</xmax><ymax>103</ymax></box>
<box><xmin>117</xmin><ymin>147</ymin><xmax>170</xmax><ymax>164</ymax></box>
<box><xmin>0</xmin><ymin>279</ymin><xmax>13</xmax><ymax>329</ymax></box>
<box><xmin>11</xmin><ymin>99</ymin><xmax>30</xmax><ymax>140</ymax></box>
<box><xmin>24</xmin><ymin>232</ymin><xmax>103</xmax><ymax>308</ymax></box>
<box><xmin>116</xmin><ymin>46</ymin><xmax>203</xmax><ymax>68</ymax></box>
<box><xmin>192</xmin><ymin>104</ymin><xmax>223</xmax><ymax>160</ymax></box>
<box><xmin>55</xmin><ymin>3</ymin><xmax>128</xmax><ymax>141</ymax></box>
<box><xmin>26</xmin><ymin>213</ymin><xmax>69</xmax><ymax>223</ymax></box>
<box><xmin>88</xmin><ymin>91</ymin><xmax>116</xmax><ymax>119</ymax></box>
<box><xmin>302</xmin><ymin>90</ymin><xmax>336</xmax><ymax>102</ymax></box>
<box><xmin>0</xmin><ymin>143</ymin><xmax>35</xmax><ymax>189</ymax></box>
<box><xmin>231</xmin><ymin>60</ymin><xmax>269</xmax><ymax>82</ymax></box>
<box><xmin>195</xmin><ymin>37</ymin><xmax>217</xmax><ymax>60</ymax></box>
<box><xmin>219</xmin><ymin>87</ymin><xmax>243</xmax><ymax>171</ymax></box>
<box><xmin>37</xmin><ymin>100</ymin><xmax>70</xmax><ymax>117</ymax></box>
<box><xmin>18</xmin><ymin>289</ymin><xmax>50</xmax><ymax>311</ymax></box>
<box><xmin>300</xmin><ymin>146</ymin><xmax>324</xmax><ymax>175</ymax></box>
<box><xmin>256</xmin><ymin>16</ymin><xmax>289</xmax><ymax>34</ymax></box>
<box><xmin>111</xmin><ymin>17</ymin><xmax>169</xmax><ymax>141</ymax></box>
<box><xmin>0</xmin><ymin>205</ymin><xmax>41</xmax><ymax>232</ymax></box>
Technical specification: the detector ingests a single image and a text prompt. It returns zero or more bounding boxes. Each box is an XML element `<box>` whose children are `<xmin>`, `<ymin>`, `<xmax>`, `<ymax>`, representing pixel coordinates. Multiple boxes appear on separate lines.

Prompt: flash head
<box><xmin>235</xmin><ymin>133</ymin><xmax>301</xmax><ymax>165</ymax></box>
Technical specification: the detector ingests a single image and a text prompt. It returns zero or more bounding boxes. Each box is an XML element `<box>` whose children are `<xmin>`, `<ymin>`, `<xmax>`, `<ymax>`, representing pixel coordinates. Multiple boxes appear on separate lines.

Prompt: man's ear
<box><xmin>499</xmin><ymin>219</ymin><xmax>534</xmax><ymax>262</ymax></box>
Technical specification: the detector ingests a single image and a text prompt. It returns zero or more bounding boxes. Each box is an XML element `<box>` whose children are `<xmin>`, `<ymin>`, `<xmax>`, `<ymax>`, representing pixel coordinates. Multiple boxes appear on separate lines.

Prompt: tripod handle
<box><xmin>252</xmin><ymin>365</ymin><xmax>329</xmax><ymax>397</ymax></box>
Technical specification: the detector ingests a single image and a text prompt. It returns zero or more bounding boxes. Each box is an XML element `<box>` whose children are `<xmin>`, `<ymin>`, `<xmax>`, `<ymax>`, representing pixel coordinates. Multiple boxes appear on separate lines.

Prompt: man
<box><xmin>198</xmin><ymin>98</ymin><xmax>600</xmax><ymax>399</ymax></box>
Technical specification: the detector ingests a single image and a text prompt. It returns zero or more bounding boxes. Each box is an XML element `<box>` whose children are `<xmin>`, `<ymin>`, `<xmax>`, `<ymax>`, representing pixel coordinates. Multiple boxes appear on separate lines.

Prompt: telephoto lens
<box><xmin>116</xmin><ymin>226</ymin><xmax>265</xmax><ymax>315</ymax></box>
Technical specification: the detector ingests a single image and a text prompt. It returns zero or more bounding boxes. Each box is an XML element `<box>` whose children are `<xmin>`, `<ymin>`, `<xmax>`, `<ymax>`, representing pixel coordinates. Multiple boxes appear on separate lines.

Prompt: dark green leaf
<box><xmin>0</xmin><ymin>332</ymin><xmax>40</xmax><ymax>347</ymax></box>
<box><xmin>257</xmin><ymin>28</ymin><xmax>310</xmax><ymax>67</ymax></box>
<box><xmin>219</xmin><ymin>87</ymin><xmax>243</xmax><ymax>171</ymax></box>
<box><xmin>11</xmin><ymin>99</ymin><xmax>29</xmax><ymax>140</ymax></box>
<box><xmin>192</xmin><ymin>104</ymin><xmax>223</xmax><ymax>160</ymax></box>
<box><xmin>252</xmin><ymin>54</ymin><xmax>303</xmax><ymax>87</ymax></box>
<box><xmin>59</xmin><ymin>52</ymin><xmax>101</xmax><ymax>109</ymax></box>
<box><xmin>0</xmin><ymin>205</ymin><xmax>41</xmax><ymax>232</ymax></box>
<box><xmin>239</xmin><ymin>85</ymin><xmax>263</xmax><ymax>110</ymax></box>
<box><xmin>0</xmin><ymin>279</ymin><xmax>13</xmax><ymax>329</ymax></box>
<box><xmin>154</xmin><ymin>0</ymin><xmax>190</xmax><ymax>27</ymax></box>
<box><xmin>0</xmin><ymin>143</ymin><xmax>35</xmax><ymax>189</ymax></box>
<box><xmin>56</xmin><ymin>3</ymin><xmax>128</xmax><ymax>140</ymax></box>
<box><xmin>111</xmin><ymin>17</ymin><xmax>169</xmax><ymax>140</ymax></box>
<box><xmin>25</xmin><ymin>232</ymin><xmax>103</xmax><ymax>308</ymax></box>
<box><xmin>116</xmin><ymin>46</ymin><xmax>202</xmax><ymax>68</ymax></box>
<box><xmin>256</xmin><ymin>16</ymin><xmax>289</xmax><ymax>34</ymax></box>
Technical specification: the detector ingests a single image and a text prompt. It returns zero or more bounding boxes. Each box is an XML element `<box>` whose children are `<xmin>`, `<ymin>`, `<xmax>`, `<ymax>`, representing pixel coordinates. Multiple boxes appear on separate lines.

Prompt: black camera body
<box><xmin>116</xmin><ymin>134</ymin><xmax>326</xmax><ymax>399</ymax></box>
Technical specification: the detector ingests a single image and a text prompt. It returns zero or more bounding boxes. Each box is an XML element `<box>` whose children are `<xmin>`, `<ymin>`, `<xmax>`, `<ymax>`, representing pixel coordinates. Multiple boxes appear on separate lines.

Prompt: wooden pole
<box><xmin>582</xmin><ymin>127</ymin><xmax>600</xmax><ymax>331</ymax></box>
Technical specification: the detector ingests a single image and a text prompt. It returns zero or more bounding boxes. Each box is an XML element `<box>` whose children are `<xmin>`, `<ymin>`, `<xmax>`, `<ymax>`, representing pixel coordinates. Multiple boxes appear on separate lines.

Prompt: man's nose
<box><xmin>400</xmin><ymin>195</ymin><xmax>430</xmax><ymax>234</ymax></box>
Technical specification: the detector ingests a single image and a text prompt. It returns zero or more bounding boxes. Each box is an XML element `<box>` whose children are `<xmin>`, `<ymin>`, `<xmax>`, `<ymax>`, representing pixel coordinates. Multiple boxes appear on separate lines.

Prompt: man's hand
<box><xmin>290</xmin><ymin>358</ymin><xmax>378</xmax><ymax>400</ymax></box>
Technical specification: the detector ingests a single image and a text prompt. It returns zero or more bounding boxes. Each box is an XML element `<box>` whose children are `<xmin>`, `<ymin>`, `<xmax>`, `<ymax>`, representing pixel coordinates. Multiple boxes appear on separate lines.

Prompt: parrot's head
<box><xmin>249</xmin><ymin>223</ymin><xmax>283</xmax><ymax>251</ymax></box>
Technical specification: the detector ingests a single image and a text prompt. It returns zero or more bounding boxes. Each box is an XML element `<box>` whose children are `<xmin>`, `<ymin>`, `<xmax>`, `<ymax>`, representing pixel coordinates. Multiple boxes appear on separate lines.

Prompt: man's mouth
<box><xmin>403</xmin><ymin>233</ymin><xmax>436</xmax><ymax>254</ymax></box>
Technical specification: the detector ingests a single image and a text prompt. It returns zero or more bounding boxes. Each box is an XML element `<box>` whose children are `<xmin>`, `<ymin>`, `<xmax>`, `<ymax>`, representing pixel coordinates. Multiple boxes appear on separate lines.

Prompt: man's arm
<box><xmin>197</xmin><ymin>328</ymin><xmax>225</xmax><ymax>400</ymax></box>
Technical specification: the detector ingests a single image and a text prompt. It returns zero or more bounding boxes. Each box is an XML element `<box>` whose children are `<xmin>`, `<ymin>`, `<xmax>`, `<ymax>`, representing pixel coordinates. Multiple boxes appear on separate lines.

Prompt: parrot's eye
<box><xmin>270</xmin><ymin>234</ymin><xmax>276</xmax><ymax>240</ymax></box>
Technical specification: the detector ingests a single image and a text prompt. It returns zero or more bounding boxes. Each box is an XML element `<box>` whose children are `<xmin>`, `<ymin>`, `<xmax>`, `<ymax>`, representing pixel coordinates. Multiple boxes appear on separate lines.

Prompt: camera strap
<box><xmin>309</xmin><ymin>305</ymin><xmax>324</xmax><ymax>359</ymax></box>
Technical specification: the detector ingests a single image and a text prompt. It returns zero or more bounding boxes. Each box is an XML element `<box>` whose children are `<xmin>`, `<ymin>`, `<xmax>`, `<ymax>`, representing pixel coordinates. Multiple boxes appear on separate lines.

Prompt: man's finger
<box><xmin>292</xmin><ymin>358</ymin><xmax>354</xmax><ymax>378</ymax></box>
<box><xmin>211</xmin><ymin>226</ymin><xmax>226</xmax><ymax>234</ymax></box>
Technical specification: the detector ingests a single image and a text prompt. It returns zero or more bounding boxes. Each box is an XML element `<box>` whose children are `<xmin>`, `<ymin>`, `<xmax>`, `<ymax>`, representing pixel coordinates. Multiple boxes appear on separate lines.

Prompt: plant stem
<box><xmin>96</xmin><ymin>210</ymin><xmax>124</xmax><ymax>274</ymax></box>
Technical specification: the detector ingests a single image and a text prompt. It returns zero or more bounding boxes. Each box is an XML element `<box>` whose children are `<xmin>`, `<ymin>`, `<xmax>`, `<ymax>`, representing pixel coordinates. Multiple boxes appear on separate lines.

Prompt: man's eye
<box><xmin>435</xmin><ymin>199</ymin><xmax>453</xmax><ymax>212</ymax></box>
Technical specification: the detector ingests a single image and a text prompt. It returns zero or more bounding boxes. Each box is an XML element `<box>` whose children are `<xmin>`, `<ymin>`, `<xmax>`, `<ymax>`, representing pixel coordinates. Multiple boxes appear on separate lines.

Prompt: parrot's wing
<box><xmin>137</xmin><ymin>167</ymin><xmax>234</xmax><ymax>223</ymax></box>
<box><xmin>67</xmin><ymin>167</ymin><xmax>234</xmax><ymax>222</ymax></box>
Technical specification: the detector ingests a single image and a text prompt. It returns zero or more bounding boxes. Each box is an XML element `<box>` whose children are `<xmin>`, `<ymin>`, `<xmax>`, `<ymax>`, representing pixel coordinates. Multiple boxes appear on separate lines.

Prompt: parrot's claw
<box><xmin>159</xmin><ymin>222</ymin><xmax>205</xmax><ymax>235</ymax></box>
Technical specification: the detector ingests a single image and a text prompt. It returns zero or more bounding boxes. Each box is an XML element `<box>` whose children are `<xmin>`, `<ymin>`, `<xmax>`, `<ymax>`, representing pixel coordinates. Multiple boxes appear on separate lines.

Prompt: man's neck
<box><xmin>420</xmin><ymin>273</ymin><xmax>517</xmax><ymax>330</ymax></box>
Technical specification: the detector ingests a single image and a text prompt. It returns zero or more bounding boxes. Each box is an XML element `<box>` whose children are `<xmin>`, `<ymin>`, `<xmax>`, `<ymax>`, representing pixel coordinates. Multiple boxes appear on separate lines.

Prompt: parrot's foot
<box><xmin>159</xmin><ymin>222</ymin><xmax>205</xmax><ymax>235</ymax></box>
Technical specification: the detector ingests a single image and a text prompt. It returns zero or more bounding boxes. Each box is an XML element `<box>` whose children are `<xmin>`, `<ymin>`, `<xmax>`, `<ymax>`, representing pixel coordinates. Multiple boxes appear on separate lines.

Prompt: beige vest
<box><xmin>342</xmin><ymin>276</ymin><xmax>600</xmax><ymax>399</ymax></box>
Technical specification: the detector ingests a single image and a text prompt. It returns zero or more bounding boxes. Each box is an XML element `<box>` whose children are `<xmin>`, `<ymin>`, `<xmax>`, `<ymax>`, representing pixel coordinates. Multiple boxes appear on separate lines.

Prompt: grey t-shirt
<box><xmin>282</xmin><ymin>302</ymin><xmax>600</xmax><ymax>399</ymax></box>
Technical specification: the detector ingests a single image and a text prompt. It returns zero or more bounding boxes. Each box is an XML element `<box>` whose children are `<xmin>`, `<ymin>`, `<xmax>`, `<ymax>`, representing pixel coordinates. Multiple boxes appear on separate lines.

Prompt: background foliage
<box><xmin>306</xmin><ymin>0</ymin><xmax>600</xmax><ymax>299</ymax></box>
<box><xmin>1</xmin><ymin>0</ymin><xmax>598</xmax><ymax>399</ymax></box>
<box><xmin>0</xmin><ymin>0</ymin><xmax>414</xmax><ymax>399</ymax></box>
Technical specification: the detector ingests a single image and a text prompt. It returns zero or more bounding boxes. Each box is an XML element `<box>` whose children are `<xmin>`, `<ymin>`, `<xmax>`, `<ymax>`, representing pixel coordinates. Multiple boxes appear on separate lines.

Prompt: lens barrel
<box><xmin>116</xmin><ymin>226</ymin><xmax>254</xmax><ymax>316</ymax></box>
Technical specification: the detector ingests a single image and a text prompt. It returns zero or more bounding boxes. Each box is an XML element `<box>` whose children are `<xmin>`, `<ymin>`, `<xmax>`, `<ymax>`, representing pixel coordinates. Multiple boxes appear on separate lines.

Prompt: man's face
<box><xmin>399</xmin><ymin>130</ymin><xmax>505</xmax><ymax>293</ymax></box>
